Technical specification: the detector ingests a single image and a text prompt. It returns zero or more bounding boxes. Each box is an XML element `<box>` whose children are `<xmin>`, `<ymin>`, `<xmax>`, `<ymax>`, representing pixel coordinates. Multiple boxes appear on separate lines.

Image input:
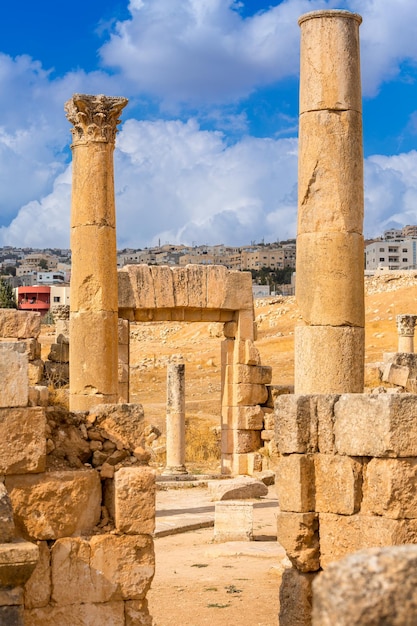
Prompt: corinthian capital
<box><xmin>65</xmin><ymin>94</ymin><xmax>128</xmax><ymax>145</ymax></box>
<box><xmin>396</xmin><ymin>314</ymin><xmax>417</xmax><ymax>337</ymax></box>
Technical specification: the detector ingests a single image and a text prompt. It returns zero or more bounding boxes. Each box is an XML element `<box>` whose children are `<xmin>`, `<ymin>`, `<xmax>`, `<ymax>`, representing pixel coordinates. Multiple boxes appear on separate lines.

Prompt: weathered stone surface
<box><xmin>0</xmin><ymin>407</ymin><xmax>46</xmax><ymax>475</ymax></box>
<box><xmin>295</xmin><ymin>325</ymin><xmax>364</xmax><ymax>394</ymax></box>
<box><xmin>277</xmin><ymin>512</ymin><xmax>320</xmax><ymax>572</ymax></box>
<box><xmin>24</xmin><ymin>601</ymin><xmax>125</xmax><ymax>625</ymax></box>
<box><xmin>6</xmin><ymin>470</ymin><xmax>101</xmax><ymax>540</ymax></box>
<box><xmin>221</xmin><ymin>405</ymin><xmax>264</xmax><ymax>430</ymax></box>
<box><xmin>382</xmin><ymin>362</ymin><xmax>409</xmax><ymax>387</ymax></box>
<box><xmin>234</xmin><ymin>339</ymin><xmax>261</xmax><ymax>366</ymax></box>
<box><xmin>233</xmin><ymin>364</ymin><xmax>272</xmax><ymax>385</ymax></box>
<box><xmin>279</xmin><ymin>567</ymin><xmax>316</xmax><ymax>626</ymax></box>
<box><xmin>277</xmin><ymin>454</ymin><xmax>315</xmax><ymax>513</ymax></box>
<box><xmin>114</xmin><ymin>467</ymin><xmax>156</xmax><ymax>535</ymax></box>
<box><xmin>0</xmin><ymin>310</ymin><xmax>41</xmax><ymax>339</ymax></box>
<box><xmin>24</xmin><ymin>541</ymin><xmax>51</xmax><ymax>609</ymax></box>
<box><xmin>319</xmin><ymin>513</ymin><xmax>417</xmax><ymax>567</ymax></box>
<box><xmin>275</xmin><ymin>394</ymin><xmax>317</xmax><ymax>454</ymax></box>
<box><xmin>362</xmin><ymin>458</ymin><xmax>417</xmax><ymax>519</ymax></box>
<box><xmin>315</xmin><ymin>454</ymin><xmax>363</xmax><ymax>515</ymax></box>
<box><xmin>87</xmin><ymin>403</ymin><xmax>146</xmax><ymax>451</ymax></box>
<box><xmin>312</xmin><ymin>545</ymin><xmax>417</xmax><ymax>626</ymax></box>
<box><xmin>0</xmin><ymin>483</ymin><xmax>16</xmax><ymax>542</ymax></box>
<box><xmin>28</xmin><ymin>360</ymin><xmax>44</xmax><ymax>385</ymax></box>
<box><xmin>0</xmin><ymin>338</ymin><xmax>42</xmax><ymax>362</ymax></box>
<box><xmin>0</xmin><ymin>540</ymin><xmax>39</xmax><ymax>587</ymax></box>
<box><xmin>208</xmin><ymin>477</ymin><xmax>268</xmax><ymax>501</ymax></box>
<box><xmin>51</xmin><ymin>534</ymin><xmax>154</xmax><ymax>605</ymax></box>
<box><xmin>214</xmin><ymin>501</ymin><xmax>253</xmax><ymax>542</ymax></box>
<box><xmin>334</xmin><ymin>393</ymin><xmax>417</xmax><ymax>457</ymax></box>
<box><xmin>125</xmin><ymin>599</ymin><xmax>153</xmax><ymax>626</ymax></box>
<box><xmin>0</xmin><ymin>586</ymin><xmax>23</xmax><ymax>606</ymax></box>
<box><xmin>28</xmin><ymin>386</ymin><xmax>49</xmax><ymax>408</ymax></box>
<box><xmin>233</xmin><ymin>383</ymin><xmax>268</xmax><ymax>406</ymax></box>
<box><xmin>299</xmin><ymin>10</ymin><xmax>362</xmax><ymax>114</ymax></box>
<box><xmin>221</xmin><ymin>429</ymin><xmax>261</xmax><ymax>454</ymax></box>
<box><xmin>296</xmin><ymin>231</ymin><xmax>364</xmax><ymax>327</ymax></box>
<box><xmin>315</xmin><ymin>394</ymin><xmax>339</xmax><ymax>453</ymax></box>
<box><xmin>383</xmin><ymin>353</ymin><xmax>417</xmax><ymax>391</ymax></box>
<box><xmin>0</xmin><ymin>342</ymin><xmax>28</xmax><ymax>408</ymax></box>
<box><xmin>47</xmin><ymin>342</ymin><xmax>69</xmax><ymax>363</ymax></box>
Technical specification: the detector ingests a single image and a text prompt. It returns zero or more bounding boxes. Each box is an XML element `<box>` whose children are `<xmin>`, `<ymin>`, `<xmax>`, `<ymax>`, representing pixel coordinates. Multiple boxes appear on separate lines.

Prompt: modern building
<box><xmin>365</xmin><ymin>239</ymin><xmax>417</xmax><ymax>270</ymax></box>
<box><xmin>17</xmin><ymin>286</ymin><xmax>50</xmax><ymax>316</ymax></box>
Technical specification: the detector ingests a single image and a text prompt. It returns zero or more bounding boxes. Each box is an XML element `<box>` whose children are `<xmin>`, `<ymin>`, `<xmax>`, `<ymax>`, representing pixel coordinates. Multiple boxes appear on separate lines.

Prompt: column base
<box><xmin>162</xmin><ymin>466</ymin><xmax>188</xmax><ymax>476</ymax></box>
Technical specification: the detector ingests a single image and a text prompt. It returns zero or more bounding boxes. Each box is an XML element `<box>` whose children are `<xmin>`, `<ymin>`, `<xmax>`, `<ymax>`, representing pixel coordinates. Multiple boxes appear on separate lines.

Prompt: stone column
<box><xmin>164</xmin><ymin>362</ymin><xmax>187</xmax><ymax>475</ymax></box>
<box><xmin>65</xmin><ymin>94</ymin><xmax>128</xmax><ymax>412</ymax></box>
<box><xmin>397</xmin><ymin>314</ymin><xmax>416</xmax><ymax>353</ymax></box>
<box><xmin>295</xmin><ymin>10</ymin><xmax>364</xmax><ymax>394</ymax></box>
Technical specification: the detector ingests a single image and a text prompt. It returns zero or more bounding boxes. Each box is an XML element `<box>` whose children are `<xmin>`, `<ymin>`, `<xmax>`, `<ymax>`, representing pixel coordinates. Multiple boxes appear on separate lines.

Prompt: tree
<box><xmin>38</xmin><ymin>259</ymin><xmax>48</xmax><ymax>270</ymax></box>
<box><xmin>0</xmin><ymin>279</ymin><xmax>17</xmax><ymax>309</ymax></box>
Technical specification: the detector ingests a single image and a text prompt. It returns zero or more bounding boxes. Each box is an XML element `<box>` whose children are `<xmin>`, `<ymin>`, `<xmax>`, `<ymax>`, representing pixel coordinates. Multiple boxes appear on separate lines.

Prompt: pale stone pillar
<box><xmin>396</xmin><ymin>314</ymin><xmax>416</xmax><ymax>353</ymax></box>
<box><xmin>164</xmin><ymin>362</ymin><xmax>187</xmax><ymax>475</ymax></box>
<box><xmin>65</xmin><ymin>94</ymin><xmax>128</xmax><ymax>411</ymax></box>
<box><xmin>295</xmin><ymin>10</ymin><xmax>364</xmax><ymax>394</ymax></box>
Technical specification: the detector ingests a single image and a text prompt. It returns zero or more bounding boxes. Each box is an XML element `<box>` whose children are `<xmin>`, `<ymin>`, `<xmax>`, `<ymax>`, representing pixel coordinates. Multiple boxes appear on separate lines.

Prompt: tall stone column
<box><xmin>65</xmin><ymin>94</ymin><xmax>128</xmax><ymax>411</ymax></box>
<box><xmin>164</xmin><ymin>362</ymin><xmax>187</xmax><ymax>475</ymax></box>
<box><xmin>295</xmin><ymin>11</ymin><xmax>364</xmax><ymax>394</ymax></box>
<box><xmin>397</xmin><ymin>315</ymin><xmax>416</xmax><ymax>353</ymax></box>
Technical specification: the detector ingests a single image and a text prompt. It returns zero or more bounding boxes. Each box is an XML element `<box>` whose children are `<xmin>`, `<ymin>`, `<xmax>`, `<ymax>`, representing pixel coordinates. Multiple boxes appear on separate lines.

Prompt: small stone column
<box><xmin>397</xmin><ymin>314</ymin><xmax>416</xmax><ymax>353</ymax></box>
<box><xmin>295</xmin><ymin>10</ymin><xmax>364</xmax><ymax>394</ymax></box>
<box><xmin>53</xmin><ymin>304</ymin><xmax>70</xmax><ymax>342</ymax></box>
<box><xmin>164</xmin><ymin>362</ymin><xmax>187</xmax><ymax>475</ymax></box>
<box><xmin>65</xmin><ymin>94</ymin><xmax>128</xmax><ymax>411</ymax></box>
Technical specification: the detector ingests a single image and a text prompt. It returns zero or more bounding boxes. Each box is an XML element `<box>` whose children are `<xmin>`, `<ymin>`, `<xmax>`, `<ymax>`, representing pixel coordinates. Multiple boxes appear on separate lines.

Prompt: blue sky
<box><xmin>0</xmin><ymin>0</ymin><xmax>417</xmax><ymax>248</ymax></box>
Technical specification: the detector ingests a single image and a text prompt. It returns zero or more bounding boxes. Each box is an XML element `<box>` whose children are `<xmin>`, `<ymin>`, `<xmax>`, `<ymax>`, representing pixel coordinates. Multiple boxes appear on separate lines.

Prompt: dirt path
<box><xmin>148</xmin><ymin>487</ymin><xmax>284</xmax><ymax>626</ymax></box>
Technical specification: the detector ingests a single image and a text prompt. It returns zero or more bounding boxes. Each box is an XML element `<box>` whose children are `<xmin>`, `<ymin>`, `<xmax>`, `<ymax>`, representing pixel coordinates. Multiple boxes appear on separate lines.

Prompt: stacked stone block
<box><xmin>275</xmin><ymin>392</ymin><xmax>417</xmax><ymax>625</ymax></box>
<box><xmin>0</xmin><ymin>311</ymin><xmax>155</xmax><ymax>624</ymax></box>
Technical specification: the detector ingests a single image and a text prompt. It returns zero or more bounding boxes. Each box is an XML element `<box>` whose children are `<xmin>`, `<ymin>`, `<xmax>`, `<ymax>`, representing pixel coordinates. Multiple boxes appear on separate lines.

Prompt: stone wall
<box><xmin>0</xmin><ymin>309</ymin><xmax>155</xmax><ymax>625</ymax></box>
<box><xmin>275</xmin><ymin>391</ymin><xmax>417</xmax><ymax>625</ymax></box>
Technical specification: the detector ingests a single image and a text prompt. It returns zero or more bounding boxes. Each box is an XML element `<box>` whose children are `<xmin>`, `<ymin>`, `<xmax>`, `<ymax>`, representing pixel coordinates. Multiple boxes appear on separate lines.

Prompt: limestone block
<box><xmin>51</xmin><ymin>534</ymin><xmax>154</xmax><ymax>605</ymax></box>
<box><xmin>312</xmin><ymin>545</ymin><xmax>417</xmax><ymax>626</ymax></box>
<box><xmin>299</xmin><ymin>10</ymin><xmax>362</xmax><ymax>113</ymax></box>
<box><xmin>234</xmin><ymin>364</ymin><xmax>272</xmax><ymax>385</ymax></box>
<box><xmin>0</xmin><ymin>540</ymin><xmax>39</xmax><ymax>587</ymax></box>
<box><xmin>263</xmin><ymin>411</ymin><xmax>275</xmax><ymax>430</ymax></box>
<box><xmin>234</xmin><ymin>339</ymin><xmax>261</xmax><ymax>366</ymax></box>
<box><xmin>214</xmin><ymin>501</ymin><xmax>253</xmax><ymax>542</ymax></box>
<box><xmin>296</xmin><ymin>232</ymin><xmax>364</xmax><ymax>327</ymax></box>
<box><xmin>70</xmin><ymin>225</ymin><xmax>118</xmax><ymax>311</ymax></box>
<box><xmin>88</xmin><ymin>403</ymin><xmax>146</xmax><ymax>450</ymax></box>
<box><xmin>383</xmin><ymin>353</ymin><xmax>417</xmax><ymax>391</ymax></box>
<box><xmin>221</xmin><ymin>429</ymin><xmax>262</xmax><ymax>454</ymax></box>
<box><xmin>0</xmin><ymin>338</ymin><xmax>42</xmax><ymax>362</ymax></box>
<box><xmin>69</xmin><ymin>311</ymin><xmax>119</xmax><ymax>396</ymax></box>
<box><xmin>114</xmin><ymin>467</ymin><xmax>156</xmax><ymax>535</ymax></box>
<box><xmin>118</xmin><ymin>382</ymin><xmax>129</xmax><ymax>404</ymax></box>
<box><xmin>125</xmin><ymin>599</ymin><xmax>153</xmax><ymax>626</ymax></box>
<box><xmin>208</xmin><ymin>477</ymin><xmax>267</xmax><ymax>501</ymax></box>
<box><xmin>221</xmin><ymin>405</ymin><xmax>264</xmax><ymax>430</ymax></box>
<box><xmin>118</xmin><ymin>317</ymin><xmax>129</xmax><ymax>344</ymax></box>
<box><xmin>362</xmin><ymin>458</ymin><xmax>417</xmax><ymax>519</ymax></box>
<box><xmin>24</xmin><ymin>602</ymin><xmax>125</xmax><ymax>625</ymax></box>
<box><xmin>0</xmin><ymin>342</ymin><xmax>28</xmax><ymax>408</ymax></box>
<box><xmin>235</xmin><ymin>309</ymin><xmax>255</xmax><ymax>342</ymax></box>
<box><xmin>277</xmin><ymin>454</ymin><xmax>315</xmax><ymax>513</ymax></box>
<box><xmin>294</xmin><ymin>326</ymin><xmax>364</xmax><ymax>394</ymax></box>
<box><xmin>315</xmin><ymin>454</ymin><xmax>362</xmax><ymax>515</ymax></box>
<box><xmin>275</xmin><ymin>394</ymin><xmax>317</xmax><ymax>454</ymax></box>
<box><xmin>24</xmin><ymin>542</ymin><xmax>51</xmax><ymax>609</ymax></box>
<box><xmin>149</xmin><ymin>265</ymin><xmax>176</xmax><ymax>309</ymax></box>
<box><xmin>47</xmin><ymin>343</ymin><xmax>69</xmax><ymax>363</ymax></box>
<box><xmin>261</xmin><ymin>429</ymin><xmax>274</xmax><ymax>441</ymax></box>
<box><xmin>0</xmin><ymin>606</ymin><xmax>24</xmax><ymax>625</ymax></box>
<box><xmin>334</xmin><ymin>393</ymin><xmax>417</xmax><ymax>457</ymax></box>
<box><xmin>233</xmin><ymin>383</ymin><xmax>268</xmax><ymax>406</ymax></box>
<box><xmin>28</xmin><ymin>386</ymin><xmax>49</xmax><ymax>408</ymax></box>
<box><xmin>364</xmin><ymin>362</ymin><xmax>383</xmax><ymax>388</ymax></box>
<box><xmin>279</xmin><ymin>566</ymin><xmax>316</xmax><ymax>626</ymax></box>
<box><xmin>315</xmin><ymin>394</ymin><xmax>339</xmax><ymax>454</ymax></box>
<box><xmin>173</xmin><ymin>265</ymin><xmax>207</xmax><ymax>308</ymax></box>
<box><xmin>222</xmin><ymin>270</ymin><xmax>253</xmax><ymax>311</ymax></box>
<box><xmin>382</xmin><ymin>362</ymin><xmax>410</xmax><ymax>388</ymax></box>
<box><xmin>263</xmin><ymin>384</ymin><xmax>293</xmax><ymax>409</ymax></box>
<box><xmin>28</xmin><ymin>360</ymin><xmax>44</xmax><ymax>385</ymax></box>
<box><xmin>6</xmin><ymin>470</ymin><xmax>101</xmax><ymax>540</ymax></box>
<box><xmin>277</xmin><ymin>512</ymin><xmax>320</xmax><ymax>572</ymax></box>
<box><xmin>118</xmin><ymin>362</ymin><xmax>129</xmax><ymax>384</ymax></box>
<box><xmin>319</xmin><ymin>513</ymin><xmax>417</xmax><ymax>567</ymax></box>
<box><xmin>0</xmin><ymin>586</ymin><xmax>23</xmax><ymax>606</ymax></box>
<box><xmin>0</xmin><ymin>407</ymin><xmax>46</xmax><ymax>475</ymax></box>
<box><xmin>118</xmin><ymin>264</ymin><xmax>155</xmax><ymax>311</ymax></box>
<box><xmin>297</xmin><ymin>111</ymin><xmax>363</xmax><ymax>236</ymax></box>
<box><xmin>0</xmin><ymin>310</ymin><xmax>41</xmax><ymax>339</ymax></box>
<box><xmin>0</xmin><ymin>483</ymin><xmax>16</xmax><ymax>542</ymax></box>
<box><xmin>223</xmin><ymin>320</ymin><xmax>237</xmax><ymax>338</ymax></box>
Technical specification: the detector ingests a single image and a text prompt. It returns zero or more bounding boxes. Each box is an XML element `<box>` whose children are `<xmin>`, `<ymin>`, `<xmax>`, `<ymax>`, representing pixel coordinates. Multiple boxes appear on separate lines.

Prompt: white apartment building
<box><xmin>365</xmin><ymin>239</ymin><xmax>417</xmax><ymax>270</ymax></box>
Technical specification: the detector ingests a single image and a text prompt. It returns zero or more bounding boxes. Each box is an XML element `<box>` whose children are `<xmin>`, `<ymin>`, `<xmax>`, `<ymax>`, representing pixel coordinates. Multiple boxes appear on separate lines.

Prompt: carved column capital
<box><xmin>396</xmin><ymin>314</ymin><xmax>417</xmax><ymax>337</ymax></box>
<box><xmin>65</xmin><ymin>93</ymin><xmax>128</xmax><ymax>146</ymax></box>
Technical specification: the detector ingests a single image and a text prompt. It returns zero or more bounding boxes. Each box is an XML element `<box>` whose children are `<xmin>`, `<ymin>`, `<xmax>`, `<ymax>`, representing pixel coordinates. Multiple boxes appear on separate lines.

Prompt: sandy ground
<box><xmin>148</xmin><ymin>486</ymin><xmax>284</xmax><ymax>626</ymax></box>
